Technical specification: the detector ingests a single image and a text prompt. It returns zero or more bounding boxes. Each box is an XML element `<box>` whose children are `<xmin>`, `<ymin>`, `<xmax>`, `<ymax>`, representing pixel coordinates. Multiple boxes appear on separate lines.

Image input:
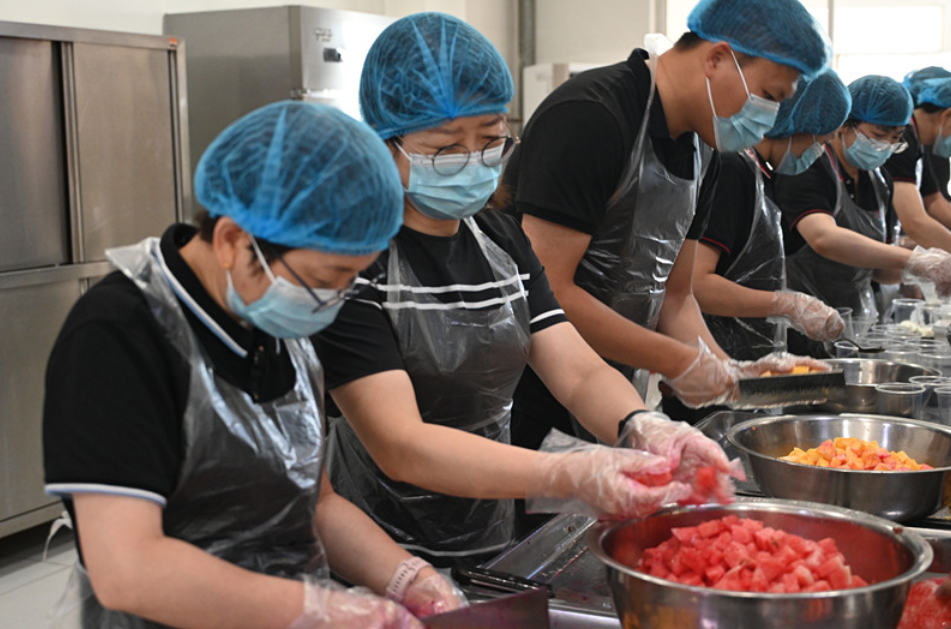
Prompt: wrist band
<box><xmin>618</xmin><ymin>409</ymin><xmax>649</xmax><ymax>439</ymax></box>
<box><xmin>386</xmin><ymin>557</ymin><xmax>431</xmax><ymax>602</ymax></box>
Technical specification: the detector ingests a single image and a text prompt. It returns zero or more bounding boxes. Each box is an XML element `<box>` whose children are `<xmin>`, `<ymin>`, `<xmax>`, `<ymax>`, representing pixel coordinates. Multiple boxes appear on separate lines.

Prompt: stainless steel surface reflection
<box><xmin>728</xmin><ymin>414</ymin><xmax>951</xmax><ymax>521</ymax></box>
<box><xmin>589</xmin><ymin>500</ymin><xmax>933</xmax><ymax>629</ymax></box>
<box><xmin>799</xmin><ymin>359</ymin><xmax>940</xmax><ymax>414</ymax></box>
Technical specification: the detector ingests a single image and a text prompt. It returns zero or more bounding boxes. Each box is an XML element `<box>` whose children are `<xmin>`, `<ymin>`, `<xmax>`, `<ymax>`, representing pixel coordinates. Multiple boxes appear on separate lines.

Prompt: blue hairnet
<box><xmin>360</xmin><ymin>12</ymin><xmax>514</xmax><ymax>139</ymax></box>
<box><xmin>195</xmin><ymin>101</ymin><xmax>403</xmax><ymax>255</ymax></box>
<box><xmin>687</xmin><ymin>0</ymin><xmax>831</xmax><ymax>78</ymax></box>
<box><xmin>903</xmin><ymin>66</ymin><xmax>951</xmax><ymax>105</ymax></box>
<box><xmin>847</xmin><ymin>75</ymin><xmax>914</xmax><ymax>127</ymax></box>
<box><xmin>767</xmin><ymin>68</ymin><xmax>851</xmax><ymax>138</ymax></box>
<box><xmin>913</xmin><ymin>77</ymin><xmax>951</xmax><ymax>109</ymax></box>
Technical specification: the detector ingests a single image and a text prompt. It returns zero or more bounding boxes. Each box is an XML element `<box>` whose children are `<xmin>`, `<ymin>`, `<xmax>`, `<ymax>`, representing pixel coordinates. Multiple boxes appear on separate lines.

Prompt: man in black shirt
<box><xmin>504</xmin><ymin>0</ymin><xmax>832</xmax><ymax>427</ymax></box>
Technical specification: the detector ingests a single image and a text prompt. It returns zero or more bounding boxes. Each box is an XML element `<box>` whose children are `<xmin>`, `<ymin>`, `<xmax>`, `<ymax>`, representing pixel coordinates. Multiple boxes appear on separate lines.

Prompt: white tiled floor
<box><xmin>0</xmin><ymin>523</ymin><xmax>76</xmax><ymax>629</ymax></box>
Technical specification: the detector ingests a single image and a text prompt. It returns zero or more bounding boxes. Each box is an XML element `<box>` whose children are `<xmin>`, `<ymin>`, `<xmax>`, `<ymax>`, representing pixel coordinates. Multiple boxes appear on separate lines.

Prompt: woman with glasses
<box><xmin>42</xmin><ymin>101</ymin><xmax>465</xmax><ymax>629</ymax></box>
<box><xmin>693</xmin><ymin>69</ymin><xmax>851</xmax><ymax>364</ymax></box>
<box><xmin>314</xmin><ymin>12</ymin><xmax>736</xmax><ymax>569</ymax></box>
<box><xmin>774</xmin><ymin>75</ymin><xmax>951</xmax><ymax>357</ymax></box>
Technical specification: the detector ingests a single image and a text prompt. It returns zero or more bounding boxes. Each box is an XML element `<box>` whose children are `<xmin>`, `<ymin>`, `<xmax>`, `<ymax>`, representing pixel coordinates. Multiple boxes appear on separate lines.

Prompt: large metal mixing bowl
<box><xmin>804</xmin><ymin>358</ymin><xmax>939</xmax><ymax>414</ymax></box>
<box><xmin>588</xmin><ymin>500</ymin><xmax>932</xmax><ymax>629</ymax></box>
<box><xmin>728</xmin><ymin>414</ymin><xmax>951</xmax><ymax>521</ymax></box>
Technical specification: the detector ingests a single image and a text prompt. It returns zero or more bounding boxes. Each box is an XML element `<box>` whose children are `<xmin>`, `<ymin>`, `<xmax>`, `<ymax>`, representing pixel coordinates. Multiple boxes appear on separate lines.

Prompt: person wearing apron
<box><xmin>774</xmin><ymin>76</ymin><xmax>951</xmax><ymax>358</ymax></box>
<box><xmin>314</xmin><ymin>12</ymin><xmax>738</xmax><ymax>568</ymax></box>
<box><xmin>42</xmin><ymin>102</ymin><xmax>463</xmax><ymax>629</ymax></box>
<box><xmin>503</xmin><ymin>0</ymin><xmax>832</xmax><ymax>428</ymax></box>
<box><xmin>695</xmin><ymin>69</ymin><xmax>851</xmax><ymax>363</ymax></box>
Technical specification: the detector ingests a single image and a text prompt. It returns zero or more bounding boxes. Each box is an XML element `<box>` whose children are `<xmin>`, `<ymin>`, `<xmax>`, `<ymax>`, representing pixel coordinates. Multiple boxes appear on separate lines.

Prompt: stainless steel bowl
<box><xmin>728</xmin><ymin>414</ymin><xmax>951</xmax><ymax>521</ymax></box>
<box><xmin>804</xmin><ymin>358</ymin><xmax>939</xmax><ymax>414</ymax></box>
<box><xmin>588</xmin><ymin>500</ymin><xmax>932</xmax><ymax>629</ymax></box>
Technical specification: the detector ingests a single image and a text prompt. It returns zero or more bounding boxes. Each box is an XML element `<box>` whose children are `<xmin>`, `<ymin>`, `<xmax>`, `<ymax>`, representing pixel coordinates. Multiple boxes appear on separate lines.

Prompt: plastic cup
<box><xmin>917</xmin><ymin>346</ymin><xmax>951</xmax><ymax>375</ymax></box>
<box><xmin>835</xmin><ymin>307</ymin><xmax>854</xmax><ymax>338</ymax></box>
<box><xmin>875</xmin><ymin>382</ymin><xmax>926</xmax><ymax>418</ymax></box>
<box><xmin>834</xmin><ymin>341</ymin><xmax>858</xmax><ymax>358</ymax></box>
<box><xmin>852</xmin><ymin>316</ymin><xmax>877</xmax><ymax>337</ymax></box>
<box><xmin>890</xmin><ymin>298</ymin><xmax>925</xmax><ymax>324</ymax></box>
<box><xmin>934</xmin><ymin>385</ymin><xmax>951</xmax><ymax>426</ymax></box>
<box><xmin>909</xmin><ymin>376</ymin><xmax>951</xmax><ymax>423</ymax></box>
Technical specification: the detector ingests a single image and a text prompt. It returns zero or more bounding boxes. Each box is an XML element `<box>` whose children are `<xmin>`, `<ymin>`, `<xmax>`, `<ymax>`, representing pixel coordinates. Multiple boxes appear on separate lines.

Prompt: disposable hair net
<box><xmin>360</xmin><ymin>12</ymin><xmax>514</xmax><ymax>139</ymax></box>
<box><xmin>914</xmin><ymin>77</ymin><xmax>951</xmax><ymax>110</ymax></box>
<box><xmin>903</xmin><ymin>66</ymin><xmax>951</xmax><ymax>105</ymax></box>
<box><xmin>194</xmin><ymin>101</ymin><xmax>403</xmax><ymax>255</ymax></box>
<box><xmin>847</xmin><ymin>75</ymin><xmax>914</xmax><ymax>127</ymax></box>
<box><xmin>687</xmin><ymin>0</ymin><xmax>831</xmax><ymax>78</ymax></box>
<box><xmin>766</xmin><ymin>68</ymin><xmax>851</xmax><ymax>138</ymax></box>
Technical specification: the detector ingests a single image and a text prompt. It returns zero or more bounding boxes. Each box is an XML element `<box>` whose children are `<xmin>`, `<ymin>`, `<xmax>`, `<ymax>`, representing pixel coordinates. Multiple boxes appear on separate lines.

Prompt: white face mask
<box><xmin>706</xmin><ymin>51</ymin><xmax>781</xmax><ymax>153</ymax></box>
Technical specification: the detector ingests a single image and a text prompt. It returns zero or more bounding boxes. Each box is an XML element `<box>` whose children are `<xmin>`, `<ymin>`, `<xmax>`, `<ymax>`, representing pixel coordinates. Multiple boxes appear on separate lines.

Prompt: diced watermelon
<box><xmin>698</xmin><ymin>520</ymin><xmax>723</xmax><ymax>538</ymax></box>
<box><xmin>672</xmin><ymin>526</ymin><xmax>699</xmax><ymax>544</ymax></box>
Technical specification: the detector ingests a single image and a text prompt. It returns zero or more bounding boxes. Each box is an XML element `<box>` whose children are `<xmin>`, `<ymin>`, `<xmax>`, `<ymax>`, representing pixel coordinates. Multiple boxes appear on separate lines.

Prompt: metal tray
<box><xmin>734</xmin><ymin>369</ymin><xmax>846</xmax><ymax>409</ymax></box>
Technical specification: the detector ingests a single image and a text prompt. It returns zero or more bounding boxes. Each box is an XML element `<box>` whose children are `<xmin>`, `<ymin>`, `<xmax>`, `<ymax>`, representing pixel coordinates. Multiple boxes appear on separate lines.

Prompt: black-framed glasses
<box><xmin>398</xmin><ymin>125</ymin><xmax>520</xmax><ymax>176</ymax></box>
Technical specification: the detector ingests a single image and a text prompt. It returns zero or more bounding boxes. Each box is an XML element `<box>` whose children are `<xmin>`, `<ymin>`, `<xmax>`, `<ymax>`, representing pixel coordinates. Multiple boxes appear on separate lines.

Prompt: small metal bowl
<box><xmin>728</xmin><ymin>414</ymin><xmax>951</xmax><ymax>521</ymax></box>
<box><xmin>804</xmin><ymin>358</ymin><xmax>939</xmax><ymax>414</ymax></box>
<box><xmin>588</xmin><ymin>500</ymin><xmax>932</xmax><ymax>629</ymax></box>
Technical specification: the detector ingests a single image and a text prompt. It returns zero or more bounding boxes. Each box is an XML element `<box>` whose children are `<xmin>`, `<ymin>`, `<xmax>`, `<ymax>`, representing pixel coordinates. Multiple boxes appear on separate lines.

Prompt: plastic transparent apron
<box><xmin>703</xmin><ymin>149</ymin><xmax>786</xmax><ymax>360</ymax></box>
<box><xmin>573</xmin><ymin>35</ymin><xmax>713</xmax><ymax>395</ymax></box>
<box><xmin>50</xmin><ymin>238</ymin><xmax>328</xmax><ymax>629</ymax></box>
<box><xmin>328</xmin><ymin>218</ymin><xmax>531</xmax><ymax>562</ymax></box>
<box><xmin>786</xmin><ymin>146</ymin><xmax>888</xmax><ymax>321</ymax></box>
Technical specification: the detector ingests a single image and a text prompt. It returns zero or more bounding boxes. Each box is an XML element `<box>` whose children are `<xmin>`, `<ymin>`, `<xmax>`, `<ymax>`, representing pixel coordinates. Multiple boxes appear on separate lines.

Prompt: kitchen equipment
<box><xmin>728</xmin><ymin>414</ymin><xmax>951</xmax><ymax>521</ymax></box>
<box><xmin>837</xmin><ymin>336</ymin><xmax>885</xmax><ymax>353</ymax></box>
<box><xmin>588</xmin><ymin>499</ymin><xmax>933</xmax><ymax>629</ymax></box>
<box><xmin>423</xmin><ymin>586</ymin><xmax>550</xmax><ymax>629</ymax></box>
<box><xmin>734</xmin><ymin>369</ymin><xmax>846</xmax><ymax>409</ymax></box>
<box><xmin>793</xmin><ymin>358</ymin><xmax>941</xmax><ymax>414</ymax></box>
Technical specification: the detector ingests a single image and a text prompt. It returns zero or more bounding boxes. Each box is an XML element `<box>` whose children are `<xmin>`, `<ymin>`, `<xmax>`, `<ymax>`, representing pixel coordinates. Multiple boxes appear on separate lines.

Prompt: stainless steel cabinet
<box><xmin>0</xmin><ymin>22</ymin><xmax>190</xmax><ymax>539</ymax></box>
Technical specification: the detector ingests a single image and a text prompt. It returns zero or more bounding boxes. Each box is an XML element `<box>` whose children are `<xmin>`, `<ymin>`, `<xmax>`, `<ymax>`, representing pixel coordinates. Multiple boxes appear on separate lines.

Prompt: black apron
<box><xmin>704</xmin><ymin>149</ymin><xmax>786</xmax><ymax>360</ymax></box>
<box><xmin>329</xmin><ymin>217</ymin><xmax>531</xmax><ymax>565</ymax></box>
<box><xmin>51</xmin><ymin>238</ymin><xmax>327</xmax><ymax>629</ymax></box>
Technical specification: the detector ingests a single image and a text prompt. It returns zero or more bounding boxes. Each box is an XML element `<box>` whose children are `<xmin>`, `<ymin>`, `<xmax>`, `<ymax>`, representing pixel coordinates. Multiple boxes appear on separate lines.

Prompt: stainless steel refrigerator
<box><xmin>164</xmin><ymin>5</ymin><xmax>396</xmax><ymax>190</ymax></box>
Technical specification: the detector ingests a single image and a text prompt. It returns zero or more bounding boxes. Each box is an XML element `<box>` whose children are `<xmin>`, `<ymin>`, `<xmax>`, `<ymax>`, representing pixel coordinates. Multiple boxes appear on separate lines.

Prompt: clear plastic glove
<box><xmin>616</xmin><ymin>411</ymin><xmax>738</xmax><ymax>506</ymax></box>
<box><xmin>664</xmin><ymin>338</ymin><xmax>738</xmax><ymax>408</ymax></box>
<box><xmin>730</xmin><ymin>352</ymin><xmax>829</xmax><ymax>379</ymax></box>
<box><xmin>401</xmin><ymin>573</ymin><xmax>467</xmax><ymax>618</ymax></box>
<box><xmin>904</xmin><ymin>246</ymin><xmax>951</xmax><ymax>298</ymax></box>
<box><xmin>526</xmin><ymin>429</ymin><xmax>693</xmax><ymax>519</ymax></box>
<box><xmin>287</xmin><ymin>576</ymin><xmax>423</xmax><ymax>629</ymax></box>
<box><xmin>769</xmin><ymin>291</ymin><xmax>844</xmax><ymax>341</ymax></box>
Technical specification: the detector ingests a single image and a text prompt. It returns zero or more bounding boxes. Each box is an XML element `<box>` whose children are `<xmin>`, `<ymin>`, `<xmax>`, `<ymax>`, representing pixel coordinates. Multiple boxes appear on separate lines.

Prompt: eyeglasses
<box><xmin>398</xmin><ymin>126</ymin><xmax>520</xmax><ymax>176</ymax></box>
<box><xmin>856</xmin><ymin>128</ymin><xmax>908</xmax><ymax>154</ymax></box>
<box><xmin>251</xmin><ymin>236</ymin><xmax>371</xmax><ymax>313</ymax></box>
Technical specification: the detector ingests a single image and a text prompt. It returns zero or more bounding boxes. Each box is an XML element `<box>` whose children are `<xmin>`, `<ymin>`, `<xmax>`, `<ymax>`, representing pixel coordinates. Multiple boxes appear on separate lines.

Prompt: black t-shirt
<box><xmin>314</xmin><ymin>211</ymin><xmax>567</xmax><ymax>390</ymax></box>
<box><xmin>700</xmin><ymin>150</ymin><xmax>771</xmax><ymax>274</ymax></box>
<box><xmin>44</xmin><ymin>224</ymin><xmax>298</xmax><ymax>553</ymax></box>
<box><xmin>925</xmin><ymin>144</ymin><xmax>951</xmax><ymax>201</ymax></box>
<box><xmin>774</xmin><ymin>147</ymin><xmax>895</xmax><ymax>254</ymax></box>
<box><xmin>883</xmin><ymin>116</ymin><xmax>938</xmax><ymax>197</ymax></box>
<box><xmin>502</xmin><ymin>48</ymin><xmax>721</xmax><ymax>239</ymax></box>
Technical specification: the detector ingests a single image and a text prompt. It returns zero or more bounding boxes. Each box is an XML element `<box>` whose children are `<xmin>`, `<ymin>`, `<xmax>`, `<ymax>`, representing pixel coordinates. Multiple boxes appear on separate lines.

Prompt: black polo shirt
<box><xmin>44</xmin><ymin>224</ymin><xmax>297</xmax><ymax>552</ymax></box>
<box><xmin>925</xmin><ymin>144</ymin><xmax>951</xmax><ymax>201</ymax></box>
<box><xmin>883</xmin><ymin>116</ymin><xmax>939</xmax><ymax>197</ymax></box>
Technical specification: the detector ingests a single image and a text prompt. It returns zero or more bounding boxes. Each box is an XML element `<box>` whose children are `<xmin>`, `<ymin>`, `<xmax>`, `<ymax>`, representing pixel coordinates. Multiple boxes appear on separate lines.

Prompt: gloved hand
<box><xmin>769</xmin><ymin>291</ymin><xmax>844</xmax><ymax>341</ymax></box>
<box><xmin>904</xmin><ymin>246</ymin><xmax>951</xmax><ymax>298</ymax></box>
<box><xmin>616</xmin><ymin>411</ymin><xmax>738</xmax><ymax>504</ymax></box>
<box><xmin>730</xmin><ymin>352</ymin><xmax>829</xmax><ymax>379</ymax></box>
<box><xmin>401</xmin><ymin>573</ymin><xmax>467</xmax><ymax>618</ymax></box>
<box><xmin>664</xmin><ymin>338</ymin><xmax>738</xmax><ymax>408</ymax></box>
<box><xmin>526</xmin><ymin>429</ymin><xmax>693</xmax><ymax>519</ymax></box>
<box><xmin>287</xmin><ymin>576</ymin><xmax>422</xmax><ymax>629</ymax></box>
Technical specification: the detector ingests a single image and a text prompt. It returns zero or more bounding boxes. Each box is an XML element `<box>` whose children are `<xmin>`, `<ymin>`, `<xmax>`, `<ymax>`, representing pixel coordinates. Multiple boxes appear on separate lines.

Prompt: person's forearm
<box><xmin>806</xmin><ymin>225</ymin><xmax>910</xmax><ymax>269</ymax></box>
<box><xmin>694</xmin><ymin>272</ymin><xmax>782</xmax><ymax>318</ymax></box>
<box><xmin>553</xmin><ymin>280</ymin><xmax>699</xmax><ymax>378</ymax></box>
<box><xmin>924</xmin><ymin>192</ymin><xmax>951</xmax><ymax>232</ymax></box>
<box><xmin>894</xmin><ymin>183</ymin><xmax>951</xmax><ymax>253</ymax></box>
<box><xmin>315</xmin><ymin>479</ymin><xmax>414</xmax><ymax>596</ymax></box>
<box><xmin>655</xmin><ymin>288</ymin><xmax>730</xmax><ymax>360</ymax></box>
<box><xmin>76</xmin><ymin>499</ymin><xmax>300</xmax><ymax>629</ymax></box>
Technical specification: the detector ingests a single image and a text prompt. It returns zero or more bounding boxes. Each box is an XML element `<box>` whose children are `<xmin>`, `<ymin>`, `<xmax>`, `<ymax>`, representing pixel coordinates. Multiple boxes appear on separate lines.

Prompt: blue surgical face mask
<box><xmin>226</xmin><ymin>237</ymin><xmax>346</xmax><ymax>338</ymax></box>
<box><xmin>398</xmin><ymin>143</ymin><xmax>503</xmax><ymax>221</ymax></box>
<box><xmin>706</xmin><ymin>51</ymin><xmax>781</xmax><ymax>153</ymax></box>
<box><xmin>844</xmin><ymin>129</ymin><xmax>893</xmax><ymax>171</ymax></box>
<box><xmin>934</xmin><ymin>121</ymin><xmax>951</xmax><ymax>159</ymax></box>
<box><xmin>775</xmin><ymin>136</ymin><xmax>825</xmax><ymax>176</ymax></box>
